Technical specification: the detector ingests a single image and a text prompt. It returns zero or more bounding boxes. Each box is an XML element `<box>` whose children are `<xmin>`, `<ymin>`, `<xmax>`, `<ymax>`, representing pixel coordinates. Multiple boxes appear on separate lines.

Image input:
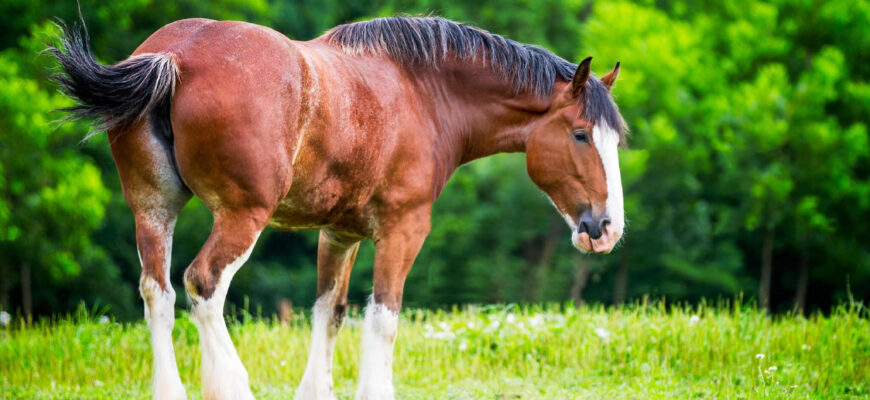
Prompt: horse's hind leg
<box><xmin>181</xmin><ymin>208</ymin><xmax>269</xmax><ymax>400</ymax></box>
<box><xmin>167</xmin><ymin>40</ymin><xmax>295</xmax><ymax>397</ymax></box>
<box><xmin>171</xmin><ymin>124</ymin><xmax>279</xmax><ymax>399</ymax></box>
<box><xmin>109</xmin><ymin>122</ymin><xmax>191</xmax><ymax>400</ymax></box>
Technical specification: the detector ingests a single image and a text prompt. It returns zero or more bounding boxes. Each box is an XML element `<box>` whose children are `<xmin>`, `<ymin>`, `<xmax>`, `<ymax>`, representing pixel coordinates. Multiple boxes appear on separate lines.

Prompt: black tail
<box><xmin>49</xmin><ymin>21</ymin><xmax>178</xmax><ymax>141</ymax></box>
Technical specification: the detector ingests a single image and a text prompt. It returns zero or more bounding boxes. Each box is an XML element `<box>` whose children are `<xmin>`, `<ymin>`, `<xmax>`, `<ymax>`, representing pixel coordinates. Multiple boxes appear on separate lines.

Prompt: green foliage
<box><xmin>0</xmin><ymin>23</ymin><xmax>130</xmax><ymax>315</ymax></box>
<box><xmin>581</xmin><ymin>0</ymin><xmax>870</xmax><ymax>305</ymax></box>
<box><xmin>0</xmin><ymin>0</ymin><xmax>867</xmax><ymax>318</ymax></box>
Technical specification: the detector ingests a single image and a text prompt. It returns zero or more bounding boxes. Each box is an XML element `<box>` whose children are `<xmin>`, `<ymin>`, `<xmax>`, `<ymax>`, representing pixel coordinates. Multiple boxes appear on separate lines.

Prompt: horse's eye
<box><xmin>573</xmin><ymin>130</ymin><xmax>590</xmax><ymax>144</ymax></box>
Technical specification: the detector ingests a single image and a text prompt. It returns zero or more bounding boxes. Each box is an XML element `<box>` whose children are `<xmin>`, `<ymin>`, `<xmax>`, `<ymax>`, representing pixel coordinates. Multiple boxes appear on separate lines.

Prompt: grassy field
<box><xmin>1</xmin><ymin>301</ymin><xmax>868</xmax><ymax>399</ymax></box>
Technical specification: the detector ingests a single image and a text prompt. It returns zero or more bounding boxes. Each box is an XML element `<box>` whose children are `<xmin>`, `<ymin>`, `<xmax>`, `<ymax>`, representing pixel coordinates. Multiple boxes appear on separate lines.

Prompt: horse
<box><xmin>51</xmin><ymin>15</ymin><xmax>627</xmax><ymax>400</ymax></box>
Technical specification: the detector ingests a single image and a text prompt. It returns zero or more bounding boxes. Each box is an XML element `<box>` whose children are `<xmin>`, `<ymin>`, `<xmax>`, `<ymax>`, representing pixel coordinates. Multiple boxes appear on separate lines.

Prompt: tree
<box><xmin>0</xmin><ymin>23</ymin><xmax>117</xmax><ymax>316</ymax></box>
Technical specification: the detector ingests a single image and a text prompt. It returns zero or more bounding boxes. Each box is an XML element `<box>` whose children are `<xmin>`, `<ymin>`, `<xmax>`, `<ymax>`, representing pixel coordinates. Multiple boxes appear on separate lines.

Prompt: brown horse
<box><xmin>52</xmin><ymin>16</ymin><xmax>627</xmax><ymax>400</ymax></box>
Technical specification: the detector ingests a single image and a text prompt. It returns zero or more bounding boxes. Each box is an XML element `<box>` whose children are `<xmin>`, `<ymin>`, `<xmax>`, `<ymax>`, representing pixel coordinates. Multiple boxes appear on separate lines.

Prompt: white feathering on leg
<box><xmin>189</xmin><ymin>236</ymin><xmax>259</xmax><ymax>400</ymax></box>
<box><xmin>141</xmin><ymin>274</ymin><xmax>187</xmax><ymax>400</ymax></box>
<box><xmin>355</xmin><ymin>300</ymin><xmax>399</xmax><ymax>400</ymax></box>
<box><xmin>297</xmin><ymin>286</ymin><xmax>342</xmax><ymax>400</ymax></box>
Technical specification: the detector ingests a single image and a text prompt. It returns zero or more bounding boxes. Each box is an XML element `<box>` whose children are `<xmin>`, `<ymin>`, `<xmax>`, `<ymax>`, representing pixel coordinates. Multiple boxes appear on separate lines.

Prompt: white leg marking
<box><xmin>592</xmin><ymin>121</ymin><xmax>625</xmax><ymax>235</ymax></box>
<box><xmin>297</xmin><ymin>287</ymin><xmax>342</xmax><ymax>400</ymax></box>
<box><xmin>189</xmin><ymin>235</ymin><xmax>259</xmax><ymax>400</ymax></box>
<box><xmin>355</xmin><ymin>300</ymin><xmax>399</xmax><ymax>400</ymax></box>
<box><xmin>139</xmin><ymin>237</ymin><xmax>187</xmax><ymax>400</ymax></box>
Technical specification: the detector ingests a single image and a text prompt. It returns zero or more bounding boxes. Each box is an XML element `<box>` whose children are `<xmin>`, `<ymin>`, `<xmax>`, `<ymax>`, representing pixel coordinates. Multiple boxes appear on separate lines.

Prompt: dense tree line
<box><xmin>1</xmin><ymin>0</ymin><xmax>867</xmax><ymax>320</ymax></box>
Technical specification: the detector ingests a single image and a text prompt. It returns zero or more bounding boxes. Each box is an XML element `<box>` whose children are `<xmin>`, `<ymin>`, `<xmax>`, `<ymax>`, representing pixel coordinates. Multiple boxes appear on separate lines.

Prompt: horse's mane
<box><xmin>326</xmin><ymin>16</ymin><xmax>627</xmax><ymax>140</ymax></box>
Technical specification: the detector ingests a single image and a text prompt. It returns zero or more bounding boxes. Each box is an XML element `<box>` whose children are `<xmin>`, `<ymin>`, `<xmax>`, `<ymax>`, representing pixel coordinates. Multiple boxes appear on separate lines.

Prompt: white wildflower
<box><xmin>767</xmin><ymin>366</ymin><xmax>777</xmax><ymax>372</ymax></box>
<box><xmin>94</xmin><ymin>380</ymin><xmax>104</xmax><ymax>387</ymax></box>
<box><xmin>529</xmin><ymin>315</ymin><xmax>543</xmax><ymax>328</ymax></box>
<box><xmin>424</xmin><ymin>324</ymin><xmax>433</xmax><ymax>332</ymax></box>
<box><xmin>459</xmin><ymin>341</ymin><xmax>468</xmax><ymax>351</ymax></box>
<box><xmin>466</xmin><ymin>321</ymin><xmax>476</xmax><ymax>330</ymax></box>
<box><xmin>0</xmin><ymin>311</ymin><xmax>10</xmax><ymax>327</ymax></box>
<box><xmin>488</xmin><ymin>320</ymin><xmax>500</xmax><ymax>331</ymax></box>
<box><xmin>423</xmin><ymin>322</ymin><xmax>456</xmax><ymax>340</ymax></box>
<box><xmin>689</xmin><ymin>315</ymin><xmax>700</xmax><ymax>326</ymax></box>
<box><xmin>801</xmin><ymin>344</ymin><xmax>810</xmax><ymax>351</ymax></box>
<box><xmin>594</xmin><ymin>327</ymin><xmax>611</xmax><ymax>342</ymax></box>
<box><xmin>280</xmin><ymin>360</ymin><xmax>287</xmax><ymax>367</ymax></box>
<box><xmin>99</xmin><ymin>316</ymin><xmax>110</xmax><ymax>324</ymax></box>
<box><xmin>424</xmin><ymin>331</ymin><xmax>456</xmax><ymax>340</ymax></box>
<box><xmin>506</xmin><ymin>313</ymin><xmax>517</xmax><ymax>324</ymax></box>
<box><xmin>755</xmin><ymin>353</ymin><xmax>765</xmax><ymax>360</ymax></box>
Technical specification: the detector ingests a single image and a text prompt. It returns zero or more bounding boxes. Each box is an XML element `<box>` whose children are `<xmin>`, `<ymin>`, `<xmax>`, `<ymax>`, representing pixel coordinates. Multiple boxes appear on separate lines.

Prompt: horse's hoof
<box><xmin>295</xmin><ymin>382</ymin><xmax>338</xmax><ymax>400</ymax></box>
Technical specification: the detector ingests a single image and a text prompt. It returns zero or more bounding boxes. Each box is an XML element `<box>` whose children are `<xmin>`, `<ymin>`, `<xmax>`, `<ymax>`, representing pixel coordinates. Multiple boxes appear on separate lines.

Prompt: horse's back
<box><xmin>129</xmin><ymin>19</ymin><xmax>435</xmax><ymax>235</ymax></box>
<box><xmin>132</xmin><ymin>18</ymin><xmax>215</xmax><ymax>55</ymax></box>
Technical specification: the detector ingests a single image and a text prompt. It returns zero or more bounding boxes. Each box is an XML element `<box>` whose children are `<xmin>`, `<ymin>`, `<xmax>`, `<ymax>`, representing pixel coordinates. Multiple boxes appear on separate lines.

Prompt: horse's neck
<box><xmin>300</xmin><ymin>41</ymin><xmax>551</xmax><ymax>167</ymax></box>
<box><xmin>419</xmin><ymin>66</ymin><xmax>552</xmax><ymax>165</ymax></box>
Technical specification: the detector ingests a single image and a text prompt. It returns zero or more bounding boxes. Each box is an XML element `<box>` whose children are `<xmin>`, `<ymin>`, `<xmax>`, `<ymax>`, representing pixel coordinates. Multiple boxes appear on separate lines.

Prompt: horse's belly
<box><xmin>268</xmin><ymin>199</ymin><xmax>332</xmax><ymax>232</ymax></box>
<box><xmin>267</xmin><ymin>211</ymin><xmax>329</xmax><ymax>232</ymax></box>
<box><xmin>267</xmin><ymin>217</ymin><xmax>325</xmax><ymax>232</ymax></box>
<box><xmin>268</xmin><ymin>189</ymin><xmax>374</xmax><ymax>237</ymax></box>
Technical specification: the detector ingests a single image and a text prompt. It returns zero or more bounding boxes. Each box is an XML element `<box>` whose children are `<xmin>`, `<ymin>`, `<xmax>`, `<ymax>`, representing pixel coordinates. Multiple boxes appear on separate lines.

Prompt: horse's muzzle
<box><xmin>572</xmin><ymin>225</ymin><xmax>622</xmax><ymax>254</ymax></box>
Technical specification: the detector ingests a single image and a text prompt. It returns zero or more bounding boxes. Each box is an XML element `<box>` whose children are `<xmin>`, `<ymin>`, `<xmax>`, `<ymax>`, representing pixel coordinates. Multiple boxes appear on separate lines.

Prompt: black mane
<box><xmin>326</xmin><ymin>16</ymin><xmax>626</xmax><ymax>140</ymax></box>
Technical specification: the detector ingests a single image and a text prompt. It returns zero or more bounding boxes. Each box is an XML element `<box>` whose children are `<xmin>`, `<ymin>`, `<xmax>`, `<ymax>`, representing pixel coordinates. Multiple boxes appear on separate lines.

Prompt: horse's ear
<box><xmin>572</xmin><ymin>56</ymin><xmax>592</xmax><ymax>97</ymax></box>
<box><xmin>601</xmin><ymin>61</ymin><xmax>620</xmax><ymax>91</ymax></box>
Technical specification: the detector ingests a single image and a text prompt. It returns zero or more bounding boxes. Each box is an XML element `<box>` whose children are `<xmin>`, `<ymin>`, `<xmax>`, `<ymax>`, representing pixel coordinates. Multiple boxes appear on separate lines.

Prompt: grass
<box><xmin>1</xmin><ymin>300</ymin><xmax>868</xmax><ymax>399</ymax></box>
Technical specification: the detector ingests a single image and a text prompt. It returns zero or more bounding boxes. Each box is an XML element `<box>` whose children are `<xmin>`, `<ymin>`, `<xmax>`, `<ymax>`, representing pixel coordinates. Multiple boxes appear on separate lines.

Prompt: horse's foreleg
<box><xmin>356</xmin><ymin>211</ymin><xmax>431</xmax><ymax>400</ymax></box>
<box><xmin>183</xmin><ymin>210</ymin><xmax>269</xmax><ymax>400</ymax></box>
<box><xmin>297</xmin><ymin>230</ymin><xmax>360</xmax><ymax>400</ymax></box>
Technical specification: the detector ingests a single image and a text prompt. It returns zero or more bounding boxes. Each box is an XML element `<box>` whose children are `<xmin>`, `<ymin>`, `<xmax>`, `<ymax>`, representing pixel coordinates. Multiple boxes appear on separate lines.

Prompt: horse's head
<box><xmin>526</xmin><ymin>57</ymin><xmax>626</xmax><ymax>254</ymax></box>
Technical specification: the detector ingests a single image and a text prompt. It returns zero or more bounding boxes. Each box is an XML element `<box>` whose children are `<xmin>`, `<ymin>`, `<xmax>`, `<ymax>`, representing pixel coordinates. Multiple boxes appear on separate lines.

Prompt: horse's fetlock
<box><xmin>332</xmin><ymin>303</ymin><xmax>348</xmax><ymax>327</ymax></box>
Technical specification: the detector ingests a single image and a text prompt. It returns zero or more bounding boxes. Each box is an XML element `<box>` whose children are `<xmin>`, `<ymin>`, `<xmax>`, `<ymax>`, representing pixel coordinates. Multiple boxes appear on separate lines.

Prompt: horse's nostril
<box><xmin>577</xmin><ymin>209</ymin><xmax>604</xmax><ymax>240</ymax></box>
<box><xmin>600</xmin><ymin>217</ymin><xmax>611</xmax><ymax>232</ymax></box>
<box><xmin>579</xmin><ymin>221</ymin><xmax>591</xmax><ymax>235</ymax></box>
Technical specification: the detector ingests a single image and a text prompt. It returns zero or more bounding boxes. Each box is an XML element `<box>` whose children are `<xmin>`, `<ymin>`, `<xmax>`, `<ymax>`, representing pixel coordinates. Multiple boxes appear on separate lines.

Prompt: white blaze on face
<box><xmin>592</xmin><ymin>121</ymin><xmax>625</xmax><ymax>238</ymax></box>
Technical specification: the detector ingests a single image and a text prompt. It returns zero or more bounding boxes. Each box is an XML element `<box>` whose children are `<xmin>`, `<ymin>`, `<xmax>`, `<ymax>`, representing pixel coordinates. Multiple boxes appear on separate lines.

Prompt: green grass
<box><xmin>1</xmin><ymin>301</ymin><xmax>868</xmax><ymax>399</ymax></box>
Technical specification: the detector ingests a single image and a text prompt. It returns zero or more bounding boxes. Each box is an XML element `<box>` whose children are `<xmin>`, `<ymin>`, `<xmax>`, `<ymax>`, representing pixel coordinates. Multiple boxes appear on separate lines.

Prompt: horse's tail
<box><xmin>49</xmin><ymin>21</ymin><xmax>179</xmax><ymax>142</ymax></box>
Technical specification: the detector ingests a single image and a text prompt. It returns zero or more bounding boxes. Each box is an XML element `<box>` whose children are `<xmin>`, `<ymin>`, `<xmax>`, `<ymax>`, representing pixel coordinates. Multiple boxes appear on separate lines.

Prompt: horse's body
<box><xmin>53</xmin><ymin>16</ymin><xmax>627</xmax><ymax>400</ymax></box>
